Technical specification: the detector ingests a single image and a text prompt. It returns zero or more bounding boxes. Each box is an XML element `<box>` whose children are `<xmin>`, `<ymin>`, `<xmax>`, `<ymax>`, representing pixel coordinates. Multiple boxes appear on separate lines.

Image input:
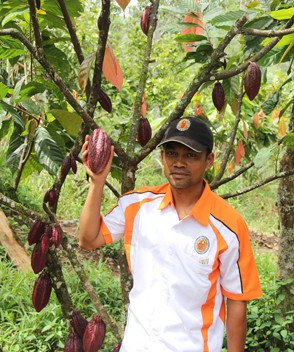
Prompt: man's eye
<box><xmin>186</xmin><ymin>153</ymin><xmax>197</xmax><ymax>158</ymax></box>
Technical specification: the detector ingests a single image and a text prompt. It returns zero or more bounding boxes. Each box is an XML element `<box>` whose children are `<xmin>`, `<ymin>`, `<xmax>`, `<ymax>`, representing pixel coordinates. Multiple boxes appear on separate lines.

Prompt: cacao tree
<box><xmin>0</xmin><ymin>0</ymin><xmax>294</xmax><ymax>349</ymax></box>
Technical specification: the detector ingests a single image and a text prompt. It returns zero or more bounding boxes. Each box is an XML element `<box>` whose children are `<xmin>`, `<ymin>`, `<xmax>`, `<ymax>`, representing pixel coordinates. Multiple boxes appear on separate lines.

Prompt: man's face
<box><xmin>161</xmin><ymin>142</ymin><xmax>214</xmax><ymax>190</ymax></box>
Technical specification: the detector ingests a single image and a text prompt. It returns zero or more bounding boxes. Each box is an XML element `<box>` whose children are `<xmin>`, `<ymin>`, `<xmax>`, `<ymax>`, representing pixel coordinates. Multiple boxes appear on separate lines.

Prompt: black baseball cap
<box><xmin>157</xmin><ymin>117</ymin><xmax>214</xmax><ymax>153</ymax></box>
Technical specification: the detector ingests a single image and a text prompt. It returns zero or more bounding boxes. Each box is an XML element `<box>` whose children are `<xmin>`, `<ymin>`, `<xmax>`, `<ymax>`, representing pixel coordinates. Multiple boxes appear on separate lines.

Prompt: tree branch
<box><xmin>57</xmin><ymin>0</ymin><xmax>85</xmax><ymax>64</ymax></box>
<box><xmin>241</xmin><ymin>27</ymin><xmax>294</xmax><ymax>37</ymax></box>
<box><xmin>220</xmin><ymin>169</ymin><xmax>294</xmax><ymax>199</ymax></box>
<box><xmin>87</xmin><ymin>0</ymin><xmax>111</xmax><ymax>117</ymax></box>
<box><xmin>27</xmin><ymin>0</ymin><xmax>43</xmax><ymax>50</ymax></box>
<box><xmin>127</xmin><ymin>0</ymin><xmax>160</xmax><ymax>157</ymax></box>
<box><xmin>213</xmin><ymin>73</ymin><xmax>245</xmax><ymax>182</ymax></box>
<box><xmin>210</xmin><ymin>161</ymin><xmax>254</xmax><ymax>190</ymax></box>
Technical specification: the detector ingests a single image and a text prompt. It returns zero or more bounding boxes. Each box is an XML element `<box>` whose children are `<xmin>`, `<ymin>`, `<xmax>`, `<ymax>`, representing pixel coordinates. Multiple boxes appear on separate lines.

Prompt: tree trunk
<box><xmin>277</xmin><ymin>103</ymin><xmax>294</xmax><ymax>314</ymax></box>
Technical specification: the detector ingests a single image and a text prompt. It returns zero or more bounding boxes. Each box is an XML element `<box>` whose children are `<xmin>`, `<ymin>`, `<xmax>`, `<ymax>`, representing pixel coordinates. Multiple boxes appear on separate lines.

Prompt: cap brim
<box><xmin>157</xmin><ymin>137</ymin><xmax>205</xmax><ymax>153</ymax></box>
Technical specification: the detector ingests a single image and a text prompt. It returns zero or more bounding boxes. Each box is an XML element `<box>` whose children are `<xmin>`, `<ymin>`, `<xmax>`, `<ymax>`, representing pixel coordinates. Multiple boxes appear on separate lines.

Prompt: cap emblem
<box><xmin>176</xmin><ymin>119</ymin><xmax>191</xmax><ymax>131</ymax></box>
<box><xmin>194</xmin><ymin>236</ymin><xmax>210</xmax><ymax>255</ymax></box>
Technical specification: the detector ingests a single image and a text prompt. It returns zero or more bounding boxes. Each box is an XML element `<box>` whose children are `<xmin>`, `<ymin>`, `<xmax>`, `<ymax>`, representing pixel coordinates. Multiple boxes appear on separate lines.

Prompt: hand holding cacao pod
<box><xmin>82</xmin><ymin>129</ymin><xmax>114</xmax><ymax>178</ymax></box>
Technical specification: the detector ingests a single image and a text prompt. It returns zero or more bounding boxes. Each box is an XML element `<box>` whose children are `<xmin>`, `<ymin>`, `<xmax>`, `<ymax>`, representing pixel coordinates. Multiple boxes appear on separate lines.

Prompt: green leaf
<box><xmin>269</xmin><ymin>8</ymin><xmax>294</xmax><ymax>20</ymax></box>
<box><xmin>253</xmin><ymin>148</ymin><xmax>272</xmax><ymax>168</ymax></box>
<box><xmin>0</xmin><ymin>47</ymin><xmax>24</xmax><ymax>59</ymax></box>
<box><xmin>282</xmin><ymin>133</ymin><xmax>294</xmax><ymax>147</ymax></box>
<box><xmin>175</xmin><ymin>34</ymin><xmax>207</xmax><ymax>43</ymax></box>
<box><xmin>34</xmin><ymin>127</ymin><xmax>64</xmax><ymax>175</ymax></box>
<box><xmin>274</xmin><ymin>314</ymin><xmax>284</xmax><ymax>325</ymax></box>
<box><xmin>15</xmin><ymin>82</ymin><xmax>47</xmax><ymax>103</ymax></box>
<box><xmin>0</xmin><ymin>82</ymin><xmax>9</xmax><ymax>99</ymax></box>
<box><xmin>0</xmin><ymin>101</ymin><xmax>24</xmax><ymax>128</ymax></box>
<box><xmin>49</xmin><ymin>109</ymin><xmax>82</xmax><ymax>137</ymax></box>
<box><xmin>210</xmin><ymin>10</ymin><xmax>248</xmax><ymax>28</ymax></box>
<box><xmin>21</xmin><ymin>154</ymin><xmax>43</xmax><ymax>180</ymax></box>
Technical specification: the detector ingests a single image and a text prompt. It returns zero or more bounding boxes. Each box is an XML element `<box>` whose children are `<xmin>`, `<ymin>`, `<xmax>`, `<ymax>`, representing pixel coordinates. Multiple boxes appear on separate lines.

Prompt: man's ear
<box><xmin>206</xmin><ymin>153</ymin><xmax>214</xmax><ymax>169</ymax></box>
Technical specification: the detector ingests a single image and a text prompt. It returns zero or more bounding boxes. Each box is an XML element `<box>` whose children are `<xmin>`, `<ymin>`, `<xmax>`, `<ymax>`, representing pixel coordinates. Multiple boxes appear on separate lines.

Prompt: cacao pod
<box><xmin>137</xmin><ymin>116</ymin><xmax>152</xmax><ymax>147</ymax></box>
<box><xmin>71</xmin><ymin>155</ymin><xmax>77</xmax><ymax>174</ymax></box>
<box><xmin>28</xmin><ymin>220</ymin><xmax>45</xmax><ymax>246</ymax></box>
<box><xmin>98</xmin><ymin>89</ymin><xmax>112</xmax><ymax>113</ymax></box>
<box><xmin>31</xmin><ymin>228</ymin><xmax>51</xmax><ymax>274</ymax></box>
<box><xmin>72</xmin><ymin>310</ymin><xmax>88</xmax><ymax>339</ymax></box>
<box><xmin>32</xmin><ymin>271</ymin><xmax>52</xmax><ymax>312</ymax></box>
<box><xmin>86</xmin><ymin>128</ymin><xmax>111</xmax><ymax>174</ymax></box>
<box><xmin>212</xmin><ymin>82</ymin><xmax>225</xmax><ymax>111</ymax></box>
<box><xmin>43</xmin><ymin>188</ymin><xmax>57</xmax><ymax>208</ymax></box>
<box><xmin>35</xmin><ymin>0</ymin><xmax>41</xmax><ymax>10</ymax></box>
<box><xmin>61</xmin><ymin>155</ymin><xmax>72</xmax><ymax>179</ymax></box>
<box><xmin>111</xmin><ymin>342</ymin><xmax>121</xmax><ymax>352</ymax></box>
<box><xmin>52</xmin><ymin>223</ymin><xmax>63</xmax><ymax>248</ymax></box>
<box><xmin>83</xmin><ymin>316</ymin><xmax>106</xmax><ymax>352</ymax></box>
<box><xmin>64</xmin><ymin>329</ymin><xmax>84</xmax><ymax>352</ymax></box>
<box><xmin>140</xmin><ymin>6</ymin><xmax>152</xmax><ymax>36</ymax></box>
<box><xmin>244</xmin><ymin>62</ymin><xmax>261</xmax><ymax>101</ymax></box>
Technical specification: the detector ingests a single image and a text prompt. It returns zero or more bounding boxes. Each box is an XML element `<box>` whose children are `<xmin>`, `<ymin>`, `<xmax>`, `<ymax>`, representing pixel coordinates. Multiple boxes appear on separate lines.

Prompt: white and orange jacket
<box><xmin>100</xmin><ymin>181</ymin><xmax>262</xmax><ymax>352</ymax></box>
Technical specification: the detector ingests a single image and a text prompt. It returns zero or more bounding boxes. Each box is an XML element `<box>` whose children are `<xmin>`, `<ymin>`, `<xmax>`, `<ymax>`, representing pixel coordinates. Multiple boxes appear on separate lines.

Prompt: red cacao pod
<box><xmin>137</xmin><ymin>116</ymin><xmax>152</xmax><ymax>147</ymax></box>
<box><xmin>43</xmin><ymin>188</ymin><xmax>57</xmax><ymax>208</ymax></box>
<box><xmin>140</xmin><ymin>6</ymin><xmax>152</xmax><ymax>36</ymax></box>
<box><xmin>86</xmin><ymin>128</ymin><xmax>111</xmax><ymax>174</ymax></box>
<box><xmin>64</xmin><ymin>329</ymin><xmax>84</xmax><ymax>352</ymax></box>
<box><xmin>61</xmin><ymin>155</ymin><xmax>72</xmax><ymax>178</ymax></box>
<box><xmin>244</xmin><ymin>62</ymin><xmax>261</xmax><ymax>101</ymax></box>
<box><xmin>212</xmin><ymin>82</ymin><xmax>225</xmax><ymax>111</ymax></box>
<box><xmin>31</xmin><ymin>228</ymin><xmax>51</xmax><ymax>274</ymax></box>
<box><xmin>98</xmin><ymin>89</ymin><xmax>112</xmax><ymax>113</ymax></box>
<box><xmin>72</xmin><ymin>310</ymin><xmax>88</xmax><ymax>339</ymax></box>
<box><xmin>83</xmin><ymin>316</ymin><xmax>106</xmax><ymax>352</ymax></box>
<box><xmin>52</xmin><ymin>223</ymin><xmax>63</xmax><ymax>248</ymax></box>
<box><xmin>32</xmin><ymin>271</ymin><xmax>52</xmax><ymax>312</ymax></box>
<box><xmin>28</xmin><ymin>220</ymin><xmax>45</xmax><ymax>246</ymax></box>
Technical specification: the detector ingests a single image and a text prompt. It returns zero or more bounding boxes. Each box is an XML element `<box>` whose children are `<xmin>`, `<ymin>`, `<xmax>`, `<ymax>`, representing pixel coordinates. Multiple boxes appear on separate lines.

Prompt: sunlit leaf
<box><xmin>269</xmin><ymin>8</ymin><xmax>294</xmax><ymax>20</ymax></box>
<box><xmin>278</xmin><ymin>119</ymin><xmax>286</xmax><ymax>137</ymax></box>
<box><xmin>115</xmin><ymin>0</ymin><xmax>131</xmax><ymax>11</ymax></box>
<box><xmin>181</xmin><ymin>11</ymin><xmax>204</xmax><ymax>52</ymax></box>
<box><xmin>49</xmin><ymin>110</ymin><xmax>82</xmax><ymax>137</ymax></box>
<box><xmin>78</xmin><ymin>52</ymin><xmax>95</xmax><ymax>94</ymax></box>
<box><xmin>141</xmin><ymin>94</ymin><xmax>147</xmax><ymax>116</ymax></box>
<box><xmin>102</xmin><ymin>43</ymin><xmax>123</xmax><ymax>90</ymax></box>
<box><xmin>243</xmin><ymin>120</ymin><xmax>248</xmax><ymax>140</ymax></box>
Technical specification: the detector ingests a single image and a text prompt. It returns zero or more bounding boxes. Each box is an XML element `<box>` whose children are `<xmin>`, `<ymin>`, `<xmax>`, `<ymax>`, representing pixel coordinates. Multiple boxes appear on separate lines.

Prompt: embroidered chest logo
<box><xmin>176</xmin><ymin>118</ymin><xmax>191</xmax><ymax>131</ymax></box>
<box><xmin>194</xmin><ymin>236</ymin><xmax>210</xmax><ymax>255</ymax></box>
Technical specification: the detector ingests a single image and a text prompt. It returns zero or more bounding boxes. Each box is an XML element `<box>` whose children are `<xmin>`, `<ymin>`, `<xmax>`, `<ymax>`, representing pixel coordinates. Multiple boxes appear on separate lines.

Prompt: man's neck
<box><xmin>171</xmin><ymin>181</ymin><xmax>205</xmax><ymax>219</ymax></box>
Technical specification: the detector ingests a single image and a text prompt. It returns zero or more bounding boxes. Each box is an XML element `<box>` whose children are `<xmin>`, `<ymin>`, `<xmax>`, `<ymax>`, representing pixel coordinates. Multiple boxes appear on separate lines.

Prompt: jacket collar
<box><xmin>159</xmin><ymin>181</ymin><xmax>213</xmax><ymax>226</ymax></box>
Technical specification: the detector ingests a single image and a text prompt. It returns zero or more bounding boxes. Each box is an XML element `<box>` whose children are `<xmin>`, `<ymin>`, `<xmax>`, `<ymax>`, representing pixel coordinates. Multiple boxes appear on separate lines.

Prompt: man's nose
<box><xmin>173</xmin><ymin>154</ymin><xmax>186</xmax><ymax>166</ymax></box>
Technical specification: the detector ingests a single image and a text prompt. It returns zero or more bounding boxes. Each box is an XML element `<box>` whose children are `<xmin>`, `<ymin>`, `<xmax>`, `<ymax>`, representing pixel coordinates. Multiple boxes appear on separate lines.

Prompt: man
<box><xmin>79</xmin><ymin>116</ymin><xmax>262</xmax><ymax>352</ymax></box>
